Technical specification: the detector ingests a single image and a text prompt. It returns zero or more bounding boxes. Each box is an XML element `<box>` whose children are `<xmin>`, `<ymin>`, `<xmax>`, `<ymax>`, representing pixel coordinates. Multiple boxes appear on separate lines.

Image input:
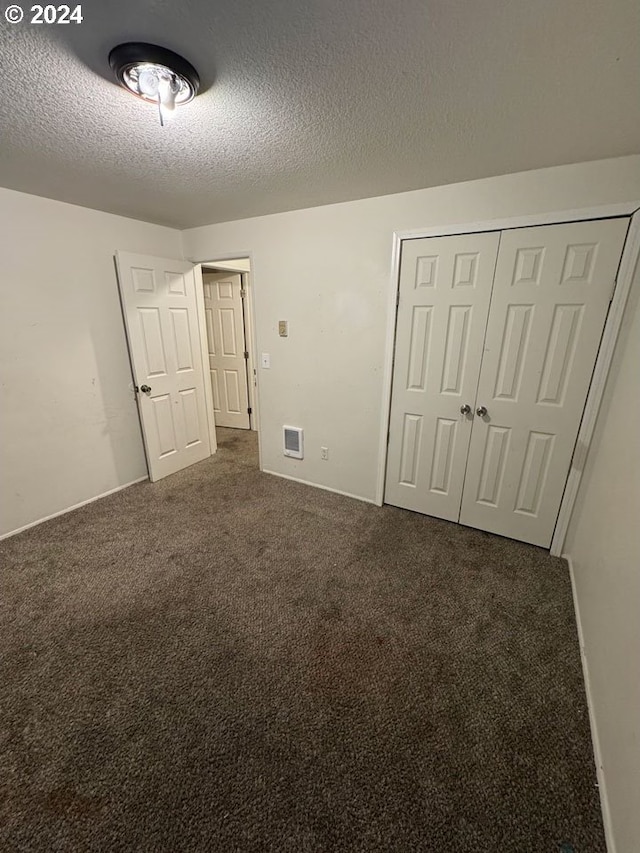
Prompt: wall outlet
<box><xmin>321</xmin><ymin>446</ymin><xmax>329</xmax><ymax>461</ymax></box>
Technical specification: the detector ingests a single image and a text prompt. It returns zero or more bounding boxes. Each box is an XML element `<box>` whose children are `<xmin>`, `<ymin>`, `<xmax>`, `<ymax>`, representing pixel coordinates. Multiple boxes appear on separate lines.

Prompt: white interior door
<box><xmin>460</xmin><ymin>218</ymin><xmax>629</xmax><ymax>547</ymax></box>
<box><xmin>385</xmin><ymin>232</ymin><xmax>500</xmax><ymax>520</ymax></box>
<box><xmin>116</xmin><ymin>252</ymin><xmax>211</xmax><ymax>482</ymax></box>
<box><xmin>203</xmin><ymin>271</ymin><xmax>251</xmax><ymax>429</ymax></box>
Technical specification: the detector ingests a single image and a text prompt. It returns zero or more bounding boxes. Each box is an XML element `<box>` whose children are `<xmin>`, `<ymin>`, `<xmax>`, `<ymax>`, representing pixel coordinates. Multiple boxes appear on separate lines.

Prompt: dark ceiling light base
<box><xmin>109</xmin><ymin>42</ymin><xmax>200</xmax><ymax>125</ymax></box>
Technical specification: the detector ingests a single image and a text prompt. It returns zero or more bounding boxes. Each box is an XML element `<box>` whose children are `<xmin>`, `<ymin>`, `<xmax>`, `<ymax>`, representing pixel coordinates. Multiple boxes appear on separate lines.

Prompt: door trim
<box><xmin>377</xmin><ymin>202</ymin><xmax>640</xmax><ymax>557</ymax></box>
<box><xmin>240</xmin><ymin>271</ymin><xmax>258</xmax><ymax>431</ymax></box>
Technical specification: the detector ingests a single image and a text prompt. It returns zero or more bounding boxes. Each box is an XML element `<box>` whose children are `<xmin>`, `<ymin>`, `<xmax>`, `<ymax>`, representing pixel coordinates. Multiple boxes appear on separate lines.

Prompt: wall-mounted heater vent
<box><xmin>283</xmin><ymin>426</ymin><xmax>304</xmax><ymax>459</ymax></box>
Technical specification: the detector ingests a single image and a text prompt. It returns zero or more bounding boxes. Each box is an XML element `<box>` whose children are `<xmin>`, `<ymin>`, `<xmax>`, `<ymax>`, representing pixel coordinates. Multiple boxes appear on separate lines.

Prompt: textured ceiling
<box><xmin>0</xmin><ymin>0</ymin><xmax>638</xmax><ymax>228</ymax></box>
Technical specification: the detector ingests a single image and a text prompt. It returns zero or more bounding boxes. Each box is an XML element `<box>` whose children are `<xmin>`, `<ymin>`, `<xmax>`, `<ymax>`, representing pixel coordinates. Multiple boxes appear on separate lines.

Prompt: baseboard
<box><xmin>261</xmin><ymin>469</ymin><xmax>376</xmax><ymax>505</ymax></box>
<box><xmin>0</xmin><ymin>476</ymin><xmax>149</xmax><ymax>541</ymax></box>
<box><xmin>565</xmin><ymin>553</ymin><xmax>617</xmax><ymax>853</ymax></box>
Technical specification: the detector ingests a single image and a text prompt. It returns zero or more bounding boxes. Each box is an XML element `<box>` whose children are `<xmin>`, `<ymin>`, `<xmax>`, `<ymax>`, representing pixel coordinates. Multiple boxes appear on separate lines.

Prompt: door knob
<box><xmin>140</xmin><ymin>385</ymin><xmax>152</xmax><ymax>394</ymax></box>
<box><xmin>476</xmin><ymin>406</ymin><xmax>487</xmax><ymax>417</ymax></box>
<box><xmin>460</xmin><ymin>404</ymin><xmax>471</xmax><ymax>415</ymax></box>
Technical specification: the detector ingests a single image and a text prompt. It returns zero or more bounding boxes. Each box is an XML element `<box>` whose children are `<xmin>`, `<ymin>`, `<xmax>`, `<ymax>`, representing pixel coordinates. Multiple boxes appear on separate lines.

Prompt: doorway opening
<box><xmin>198</xmin><ymin>258</ymin><xmax>259</xmax><ymax>467</ymax></box>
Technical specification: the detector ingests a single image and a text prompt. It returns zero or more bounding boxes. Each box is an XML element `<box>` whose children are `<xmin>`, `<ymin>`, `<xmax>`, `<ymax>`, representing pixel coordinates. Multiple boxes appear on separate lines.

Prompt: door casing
<box><xmin>378</xmin><ymin>203</ymin><xmax>640</xmax><ymax>556</ymax></box>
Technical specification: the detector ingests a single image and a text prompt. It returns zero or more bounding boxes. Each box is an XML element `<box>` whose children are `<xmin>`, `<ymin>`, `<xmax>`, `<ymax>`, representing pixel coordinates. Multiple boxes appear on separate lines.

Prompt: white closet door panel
<box><xmin>116</xmin><ymin>252</ymin><xmax>211</xmax><ymax>482</ymax></box>
<box><xmin>203</xmin><ymin>273</ymin><xmax>250</xmax><ymax>429</ymax></box>
<box><xmin>460</xmin><ymin>218</ymin><xmax>629</xmax><ymax>546</ymax></box>
<box><xmin>385</xmin><ymin>232</ymin><xmax>500</xmax><ymax>520</ymax></box>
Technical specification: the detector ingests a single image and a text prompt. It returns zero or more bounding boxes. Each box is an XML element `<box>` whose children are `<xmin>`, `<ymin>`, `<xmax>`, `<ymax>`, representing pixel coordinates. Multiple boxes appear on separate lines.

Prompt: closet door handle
<box><xmin>476</xmin><ymin>406</ymin><xmax>487</xmax><ymax>417</ymax></box>
<box><xmin>460</xmin><ymin>404</ymin><xmax>471</xmax><ymax>415</ymax></box>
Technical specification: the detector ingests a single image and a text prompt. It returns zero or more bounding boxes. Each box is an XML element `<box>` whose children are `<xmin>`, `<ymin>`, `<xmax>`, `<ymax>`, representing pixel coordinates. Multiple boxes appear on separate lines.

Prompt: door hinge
<box><xmin>247</xmin><ymin>407</ymin><xmax>252</xmax><ymax>415</ymax></box>
<box><xmin>244</xmin><ymin>351</ymin><xmax>249</xmax><ymax>359</ymax></box>
<box><xmin>240</xmin><ymin>289</ymin><xmax>247</xmax><ymax>299</ymax></box>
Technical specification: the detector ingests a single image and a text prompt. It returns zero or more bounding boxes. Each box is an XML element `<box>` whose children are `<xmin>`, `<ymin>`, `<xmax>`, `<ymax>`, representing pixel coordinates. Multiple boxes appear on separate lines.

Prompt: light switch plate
<box><xmin>278</xmin><ymin>320</ymin><xmax>288</xmax><ymax>337</ymax></box>
<box><xmin>261</xmin><ymin>353</ymin><xmax>271</xmax><ymax>368</ymax></box>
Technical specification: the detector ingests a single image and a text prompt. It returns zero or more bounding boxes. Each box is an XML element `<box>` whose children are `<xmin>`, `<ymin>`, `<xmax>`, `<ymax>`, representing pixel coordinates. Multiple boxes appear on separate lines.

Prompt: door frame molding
<box><xmin>376</xmin><ymin>202</ymin><xmax>640</xmax><ymax>555</ymax></box>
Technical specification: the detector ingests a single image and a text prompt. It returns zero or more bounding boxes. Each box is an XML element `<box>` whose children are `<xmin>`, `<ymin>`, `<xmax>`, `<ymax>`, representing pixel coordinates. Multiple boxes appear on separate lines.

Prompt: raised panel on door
<box><xmin>116</xmin><ymin>253</ymin><xmax>211</xmax><ymax>481</ymax></box>
<box><xmin>385</xmin><ymin>232</ymin><xmax>500</xmax><ymax>520</ymax></box>
<box><xmin>460</xmin><ymin>218</ymin><xmax>629</xmax><ymax>546</ymax></box>
<box><xmin>202</xmin><ymin>272</ymin><xmax>250</xmax><ymax>429</ymax></box>
<box><xmin>138</xmin><ymin>307</ymin><xmax>168</xmax><ymax>378</ymax></box>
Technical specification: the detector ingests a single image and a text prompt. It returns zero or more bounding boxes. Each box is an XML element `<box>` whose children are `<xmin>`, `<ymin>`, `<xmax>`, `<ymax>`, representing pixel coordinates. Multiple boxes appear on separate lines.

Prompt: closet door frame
<box><xmin>377</xmin><ymin>202</ymin><xmax>640</xmax><ymax>556</ymax></box>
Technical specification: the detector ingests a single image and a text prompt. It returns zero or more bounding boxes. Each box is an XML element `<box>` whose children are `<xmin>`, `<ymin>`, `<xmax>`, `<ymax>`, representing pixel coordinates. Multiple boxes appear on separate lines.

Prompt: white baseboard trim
<box><xmin>566</xmin><ymin>553</ymin><xmax>616</xmax><ymax>853</ymax></box>
<box><xmin>261</xmin><ymin>469</ymin><xmax>376</xmax><ymax>505</ymax></box>
<box><xmin>0</xmin><ymin>476</ymin><xmax>149</xmax><ymax>542</ymax></box>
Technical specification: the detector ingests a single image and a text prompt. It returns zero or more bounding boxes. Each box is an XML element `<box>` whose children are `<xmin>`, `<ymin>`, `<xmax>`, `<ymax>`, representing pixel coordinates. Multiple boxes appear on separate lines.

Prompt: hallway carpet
<box><xmin>0</xmin><ymin>428</ymin><xmax>605</xmax><ymax>852</ymax></box>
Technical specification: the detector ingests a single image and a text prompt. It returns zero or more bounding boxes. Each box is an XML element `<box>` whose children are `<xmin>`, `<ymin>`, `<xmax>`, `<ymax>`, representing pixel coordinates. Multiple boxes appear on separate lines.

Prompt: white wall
<box><xmin>183</xmin><ymin>155</ymin><xmax>640</xmax><ymax>501</ymax></box>
<box><xmin>0</xmin><ymin>188</ymin><xmax>183</xmax><ymax>538</ymax></box>
<box><xmin>565</xmin><ymin>258</ymin><xmax>640</xmax><ymax>853</ymax></box>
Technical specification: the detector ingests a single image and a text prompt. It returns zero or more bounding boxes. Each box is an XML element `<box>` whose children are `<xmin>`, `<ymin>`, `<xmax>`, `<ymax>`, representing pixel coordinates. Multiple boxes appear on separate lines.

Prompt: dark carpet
<box><xmin>0</xmin><ymin>428</ymin><xmax>605</xmax><ymax>852</ymax></box>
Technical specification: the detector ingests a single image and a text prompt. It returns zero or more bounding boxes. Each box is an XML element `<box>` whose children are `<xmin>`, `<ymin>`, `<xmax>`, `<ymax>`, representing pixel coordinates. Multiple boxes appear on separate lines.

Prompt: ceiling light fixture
<box><xmin>109</xmin><ymin>43</ymin><xmax>200</xmax><ymax>126</ymax></box>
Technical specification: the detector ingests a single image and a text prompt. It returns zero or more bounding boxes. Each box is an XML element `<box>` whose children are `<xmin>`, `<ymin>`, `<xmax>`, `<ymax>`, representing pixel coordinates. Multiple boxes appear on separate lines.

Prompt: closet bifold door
<box><xmin>385</xmin><ymin>232</ymin><xmax>500</xmax><ymax>521</ymax></box>
<box><xmin>459</xmin><ymin>217</ymin><xmax>629</xmax><ymax>547</ymax></box>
